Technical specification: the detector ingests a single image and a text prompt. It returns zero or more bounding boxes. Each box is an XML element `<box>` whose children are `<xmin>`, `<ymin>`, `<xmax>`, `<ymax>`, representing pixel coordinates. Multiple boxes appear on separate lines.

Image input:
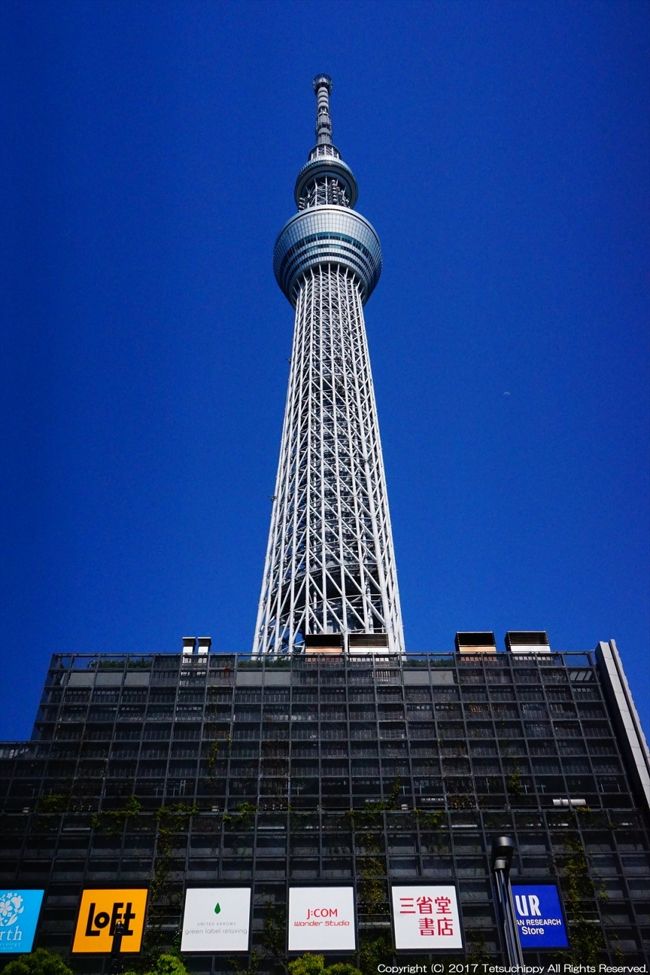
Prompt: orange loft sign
<box><xmin>72</xmin><ymin>889</ymin><xmax>148</xmax><ymax>953</ymax></box>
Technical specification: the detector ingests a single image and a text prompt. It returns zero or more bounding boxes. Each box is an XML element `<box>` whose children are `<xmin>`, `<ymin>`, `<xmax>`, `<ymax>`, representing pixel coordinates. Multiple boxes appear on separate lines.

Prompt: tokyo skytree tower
<box><xmin>253</xmin><ymin>76</ymin><xmax>404</xmax><ymax>656</ymax></box>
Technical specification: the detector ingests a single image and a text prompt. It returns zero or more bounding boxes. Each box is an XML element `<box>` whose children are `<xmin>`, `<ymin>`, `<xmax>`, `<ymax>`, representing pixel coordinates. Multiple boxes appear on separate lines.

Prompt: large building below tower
<box><xmin>1</xmin><ymin>637</ymin><xmax>649</xmax><ymax>969</ymax></box>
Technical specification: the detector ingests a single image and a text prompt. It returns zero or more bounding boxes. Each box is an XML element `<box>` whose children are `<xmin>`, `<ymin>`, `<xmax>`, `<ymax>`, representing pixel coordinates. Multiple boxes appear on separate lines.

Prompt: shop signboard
<box><xmin>512</xmin><ymin>883</ymin><xmax>569</xmax><ymax>950</ymax></box>
<box><xmin>391</xmin><ymin>884</ymin><xmax>463</xmax><ymax>950</ymax></box>
<box><xmin>72</xmin><ymin>889</ymin><xmax>148</xmax><ymax>953</ymax></box>
<box><xmin>287</xmin><ymin>886</ymin><xmax>356</xmax><ymax>952</ymax></box>
<box><xmin>0</xmin><ymin>890</ymin><xmax>44</xmax><ymax>954</ymax></box>
<box><xmin>181</xmin><ymin>888</ymin><xmax>251</xmax><ymax>953</ymax></box>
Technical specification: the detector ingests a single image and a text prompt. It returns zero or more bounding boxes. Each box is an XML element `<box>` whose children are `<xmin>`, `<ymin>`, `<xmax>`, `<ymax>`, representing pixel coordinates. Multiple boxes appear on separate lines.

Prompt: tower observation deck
<box><xmin>253</xmin><ymin>76</ymin><xmax>404</xmax><ymax>656</ymax></box>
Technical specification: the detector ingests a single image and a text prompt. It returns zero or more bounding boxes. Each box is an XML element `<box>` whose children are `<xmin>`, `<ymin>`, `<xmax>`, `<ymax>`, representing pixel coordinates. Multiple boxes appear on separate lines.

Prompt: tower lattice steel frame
<box><xmin>253</xmin><ymin>76</ymin><xmax>404</xmax><ymax>656</ymax></box>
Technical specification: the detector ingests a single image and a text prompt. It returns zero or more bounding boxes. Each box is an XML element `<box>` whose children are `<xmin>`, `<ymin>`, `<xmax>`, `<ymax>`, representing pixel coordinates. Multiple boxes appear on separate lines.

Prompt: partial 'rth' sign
<box><xmin>0</xmin><ymin>890</ymin><xmax>44</xmax><ymax>954</ymax></box>
<box><xmin>391</xmin><ymin>885</ymin><xmax>463</xmax><ymax>950</ymax></box>
<box><xmin>72</xmin><ymin>889</ymin><xmax>148</xmax><ymax>953</ymax></box>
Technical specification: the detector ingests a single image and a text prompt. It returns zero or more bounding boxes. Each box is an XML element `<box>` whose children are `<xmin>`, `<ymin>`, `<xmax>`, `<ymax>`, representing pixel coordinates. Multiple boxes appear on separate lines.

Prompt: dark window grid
<box><xmin>5</xmin><ymin>664</ymin><xmax>648</xmax><ymax>952</ymax></box>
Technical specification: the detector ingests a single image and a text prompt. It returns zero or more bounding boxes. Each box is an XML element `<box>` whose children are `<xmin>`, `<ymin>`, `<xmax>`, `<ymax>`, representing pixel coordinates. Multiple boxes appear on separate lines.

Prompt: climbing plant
<box><xmin>90</xmin><ymin>795</ymin><xmax>142</xmax><ymax>835</ymax></box>
<box><xmin>222</xmin><ymin>801</ymin><xmax>256</xmax><ymax>830</ymax></box>
<box><xmin>557</xmin><ymin>832</ymin><xmax>607</xmax><ymax>964</ymax></box>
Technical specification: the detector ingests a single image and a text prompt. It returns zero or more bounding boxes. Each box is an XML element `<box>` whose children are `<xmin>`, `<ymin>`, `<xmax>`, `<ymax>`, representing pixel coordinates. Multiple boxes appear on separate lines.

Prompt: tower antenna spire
<box><xmin>313</xmin><ymin>74</ymin><xmax>333</xmax><ymax>146</ymax></box>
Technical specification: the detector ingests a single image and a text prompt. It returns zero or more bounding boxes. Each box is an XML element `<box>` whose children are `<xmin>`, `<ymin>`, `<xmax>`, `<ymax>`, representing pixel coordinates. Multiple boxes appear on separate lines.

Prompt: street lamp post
<box><xmin>491</xmin><ymin>835</ymin><xmax>525</xmax><ymax>966</ymax></box>
<box><xmin>109</xmin><ymin>922</ymin><xmax>125</xmax><ymax>974</ymax></box>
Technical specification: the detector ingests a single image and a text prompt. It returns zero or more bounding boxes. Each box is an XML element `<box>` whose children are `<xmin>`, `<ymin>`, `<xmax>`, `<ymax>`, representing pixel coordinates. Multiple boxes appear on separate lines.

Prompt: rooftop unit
<box><xmin>455</xmin><ymin>631</ymin><xmax>497</xmax><ymax>654</ymax></box>
<box><xmin>505</xmin><ymin>630</ymin><xmax>551</xmax><ymax>654</ymax></box>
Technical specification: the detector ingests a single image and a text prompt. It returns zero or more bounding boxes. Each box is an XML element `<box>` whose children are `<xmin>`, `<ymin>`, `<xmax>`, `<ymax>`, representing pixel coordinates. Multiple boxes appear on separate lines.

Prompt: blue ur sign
<box><xmin>512</xmin><ymin>884</ymin><xmax>569</xmax><ymax>950</ymax></box>
<box><xmin>0</xmin><ymin>890</ymin><xmax>45</xmax><ymax>953</ymax></box>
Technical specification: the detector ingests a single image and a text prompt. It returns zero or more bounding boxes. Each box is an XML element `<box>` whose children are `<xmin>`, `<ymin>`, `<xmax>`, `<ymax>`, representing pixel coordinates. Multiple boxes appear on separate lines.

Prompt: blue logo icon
<box><xmin>512</xmin><ymin>884</ymin><xmax>568</xmax><ymax>950</ymax></box>
<box><xmin>0</xmin><ymin>890</ymin><xmax>44</xmax><ymax>954</ymax></box>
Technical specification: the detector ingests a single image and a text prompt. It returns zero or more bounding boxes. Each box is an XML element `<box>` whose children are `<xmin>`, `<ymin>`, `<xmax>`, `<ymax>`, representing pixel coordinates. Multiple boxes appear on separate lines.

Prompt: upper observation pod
<box><xmin>293</xmin><ymin>75</ymin><xmax>359</xmax><ymax>208</ymax></box>
<box><xmin>274</xmin><ymin>75</ymin><xmax>382</xmax><ymax>305</ymax></box>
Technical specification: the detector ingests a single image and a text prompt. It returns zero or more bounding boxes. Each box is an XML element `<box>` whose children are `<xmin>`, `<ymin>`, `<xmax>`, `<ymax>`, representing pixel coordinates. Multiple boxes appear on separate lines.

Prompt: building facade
<box><xmin>1</xmin><ymin>638</ymin><xmax>649</xmax><ymax>969</ymax></box>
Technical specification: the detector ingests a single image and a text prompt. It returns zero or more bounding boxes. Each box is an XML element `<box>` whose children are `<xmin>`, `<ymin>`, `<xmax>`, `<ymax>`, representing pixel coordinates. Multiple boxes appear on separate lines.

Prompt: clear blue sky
<box><xmin>3</xmin><ymin>0</ymin><xmax>649</xmax><ymax>741</ymax></box>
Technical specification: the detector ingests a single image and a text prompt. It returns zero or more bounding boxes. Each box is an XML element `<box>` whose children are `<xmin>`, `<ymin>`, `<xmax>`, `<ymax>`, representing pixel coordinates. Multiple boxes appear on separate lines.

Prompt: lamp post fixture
<box><xmin>491</xmin><ymin>835</ymin><xmax>525</xmax><ymax>966</ymax></box>
<box><xmin>109</xmin><ymin>922</ymin><xmax>125</xmax><ymax>974</ymax></box>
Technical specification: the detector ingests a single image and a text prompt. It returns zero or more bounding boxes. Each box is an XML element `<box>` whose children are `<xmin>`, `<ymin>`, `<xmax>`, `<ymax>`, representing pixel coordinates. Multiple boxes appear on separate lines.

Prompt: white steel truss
<box><xmin>253</xmin><ymin>76</ymin><xmax>404</xmax><ymax>656</ymax></box>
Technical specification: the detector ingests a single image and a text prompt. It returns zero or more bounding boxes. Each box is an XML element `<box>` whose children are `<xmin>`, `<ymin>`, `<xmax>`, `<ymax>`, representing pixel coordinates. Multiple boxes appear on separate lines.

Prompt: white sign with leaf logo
<box><xmin>181</xmin><ymin>888</ymin><xmax>251</xmax><ymax>952</ymax></box>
